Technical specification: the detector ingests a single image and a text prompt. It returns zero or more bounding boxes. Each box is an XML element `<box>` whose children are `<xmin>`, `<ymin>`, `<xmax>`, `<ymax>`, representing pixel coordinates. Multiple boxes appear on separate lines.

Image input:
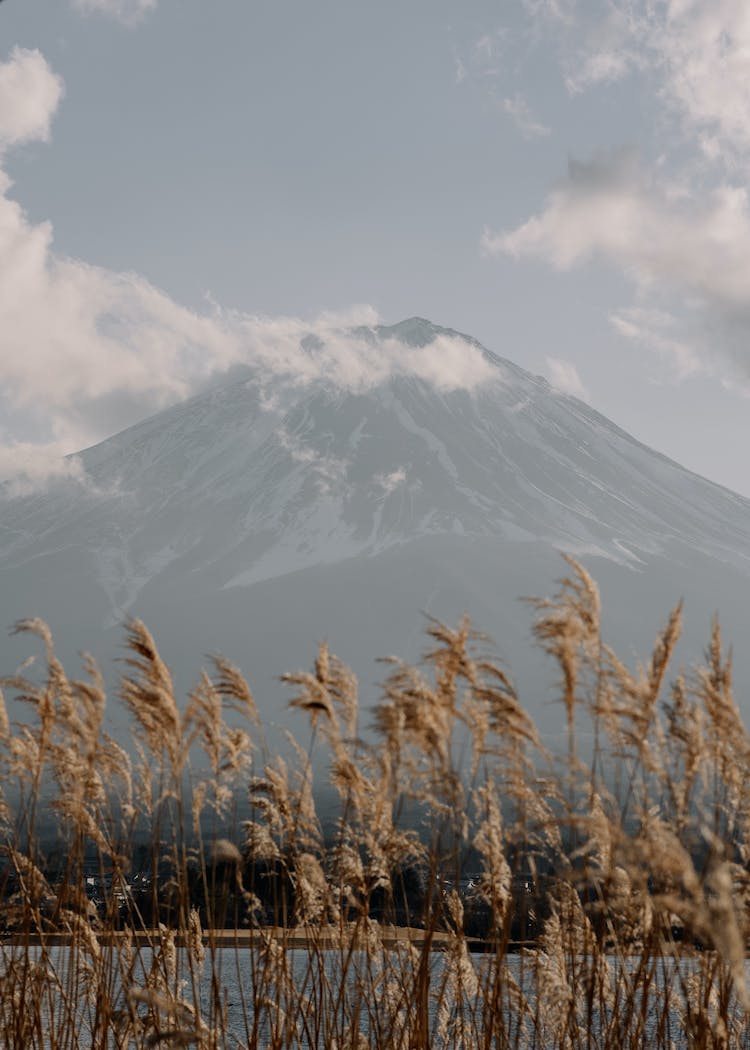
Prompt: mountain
<box><xmin>1</xmin><ymin>318</ymin><xmax>750</xmax><ymax>742</ymax></box>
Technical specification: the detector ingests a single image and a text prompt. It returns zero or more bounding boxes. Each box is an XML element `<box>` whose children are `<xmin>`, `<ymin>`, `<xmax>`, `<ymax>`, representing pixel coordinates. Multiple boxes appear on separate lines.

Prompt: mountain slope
<box><xmin>1</xmin><ymin>318</ymin><xmax>749</xmax><ymax>737</ymax></box>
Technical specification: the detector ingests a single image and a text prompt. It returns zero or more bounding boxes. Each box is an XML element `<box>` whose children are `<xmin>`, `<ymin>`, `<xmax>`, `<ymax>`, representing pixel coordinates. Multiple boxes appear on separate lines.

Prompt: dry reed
<box><xmin>0</xmin><ymin>559</ymin><xmax>747</xmax><ymax>1047</ymax></box>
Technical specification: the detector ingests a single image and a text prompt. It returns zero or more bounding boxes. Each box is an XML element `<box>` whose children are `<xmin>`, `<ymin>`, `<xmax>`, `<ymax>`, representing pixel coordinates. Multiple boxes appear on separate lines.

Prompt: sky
<box><xmin>1</xmin><ymin>0</ymin><xmax>750</xmax><ymax>495</ymax></box>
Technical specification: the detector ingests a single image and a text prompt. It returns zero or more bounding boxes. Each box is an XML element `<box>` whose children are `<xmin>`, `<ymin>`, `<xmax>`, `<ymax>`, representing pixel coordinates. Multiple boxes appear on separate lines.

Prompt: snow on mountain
<box><xmin>1</xmin><ymin>318</ymin><xmax>749</xmax><ymax>738</ymax></box>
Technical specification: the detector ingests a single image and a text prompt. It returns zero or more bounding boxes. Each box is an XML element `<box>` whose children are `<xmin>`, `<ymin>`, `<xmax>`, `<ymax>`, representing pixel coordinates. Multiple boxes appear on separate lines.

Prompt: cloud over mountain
<box><xmin>0</xmin><ymin>47</ymin><xmax>496</xmax><ymax>491</ymax></box>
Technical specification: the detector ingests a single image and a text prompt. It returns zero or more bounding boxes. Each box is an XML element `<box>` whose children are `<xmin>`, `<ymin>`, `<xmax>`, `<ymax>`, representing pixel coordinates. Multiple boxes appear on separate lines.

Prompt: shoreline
<box><xmin>0</xmin><ymin>925</ymin><xmax>524</xmax><ymax>952</ymax></box>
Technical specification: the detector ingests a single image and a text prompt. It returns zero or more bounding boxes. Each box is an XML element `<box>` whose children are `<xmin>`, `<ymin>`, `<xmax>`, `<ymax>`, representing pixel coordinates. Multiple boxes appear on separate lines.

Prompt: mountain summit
<box><xmin>2</xmin><ymin>319</ymin><xmax>749</xmax><ymax>733</ymax></box>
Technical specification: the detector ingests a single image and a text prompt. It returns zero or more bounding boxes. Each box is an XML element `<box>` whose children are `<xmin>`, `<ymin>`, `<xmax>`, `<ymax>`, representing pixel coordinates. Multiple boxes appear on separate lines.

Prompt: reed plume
<box><xmin>0</xmin><ymin>557</ymin><xmax>747</xmax><ymax>1047</ymax></box>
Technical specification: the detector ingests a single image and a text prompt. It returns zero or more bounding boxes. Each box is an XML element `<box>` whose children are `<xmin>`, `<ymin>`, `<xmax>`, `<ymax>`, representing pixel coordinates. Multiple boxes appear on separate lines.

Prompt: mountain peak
<box><xmin>2</xmin><ymin>317</ymin><xmax>750</xmax><ymax>732</ymax></box>
<box><xmin>375</xmin><ymin>317</ymin><xmax>446</xmax><ymax>347</ymax></box>
<box><xmin>3</xmin><ymin>318</ymin><xmax>749</xmax><ymax>613</ymax></box>
<box><xmin>345</xmin><ymin>316</ymin><xmax>482</xmax><ymax>354</ymax></box>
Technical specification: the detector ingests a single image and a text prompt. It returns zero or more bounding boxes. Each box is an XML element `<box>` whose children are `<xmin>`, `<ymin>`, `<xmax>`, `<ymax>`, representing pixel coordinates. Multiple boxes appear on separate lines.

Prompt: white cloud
<box><xmin>485</xmin><ymin>151</ymin><xmax>750</xmax><ymax>380</ymax></box>
<box><xmin>0</xmin><ymin>53</ymin><xmax>241</xmax><ymax>449</ymax></box>
<box><xmin>0</xmin><ymin>176</ymin><xmax>245</xmax><ymax>443</ymax></box>
<box><xmin>502</xmin><ymin>93</ymin><xmax>550</xmax><ymax>139</ymax></box>
<box><xmin>474</xmin><ymin>1</ymin><xmax>750</xmax><ymax>403</ymax></box>
<box><xmin>562</xmin><ymin>4</ymin><xmax>647</xmax><ymax>94</ymax></box>
<box><xmin>566</xmin><ymin>45</ymin><xmax>639</xmax><ymax>95</ymax></box>
<box><xmin>0</xmin><ymin>444</ymin><xmax>88</xmax><ymax>497</ymax></box>
<box><xmin>657</xmin><ymin>0</ymin><xmax>750</xmax><ymax>161</ymax></box>
<box><xmin>523</xmin><ymin>0</ymin><xmax>575</xmax><ymax>24</ymax></box>
<box><xmin>544</xmin><ymin>358</ymin><xmax>590</xmax><ymax>400</ymax></box>
<box><xmin>0</xmin><ymin>48</ymin><xmax>503</xmax><ymax>492</ymax></box>
<box><xmin>486</xmin><ymin>152</ymin><xmax>750</xmax><ymax>305</ymax></box>
<box><xmin>552</xmin><ymin>1</ymin><xmax>750</xmax><ymax>162</ymax></box>
<box><xmin>71</xmin><ymin>0</ymin><xmax>157</xmax><ymax>27</ymax></box>
<box><xmin>454</xmin><ymin>29</ymin><xmax>511</xmax><ymax>88</ymax></box>
<box><xmin>609</xmin><ymin>307</ymin><xmax>704</xmax><ymax>379</ymax></box>
<box><xmin>234</xmin><ymin>320</ymin><xmax>497</xmax><ymax>395</ymax></box>
<box><xmin>472</xmin><ymin>32</ymin><xmax>507</xmax><ymax>76</ymax></box>
<box><xmin>454</xmin><ymin>28</ymin><xmax>553</xmax><ymax>139</ymax></box>
<box><xmin>0</xmin><ymin>48</ymin><xmax>64</xmax><ymax>152</ymax></box>
<box><xmin>275</xmin><ymin>428</ymin><xmax>350</xmax><ymax>495</ymax></box>
<box><xmin>374</xmin><ymin>468</ymin><xmax>408</xmax><ymax>495</ymax></box>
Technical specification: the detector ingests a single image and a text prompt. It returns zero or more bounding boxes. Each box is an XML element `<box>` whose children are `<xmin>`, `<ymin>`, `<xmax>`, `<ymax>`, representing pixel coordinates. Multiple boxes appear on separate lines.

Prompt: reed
<box><xmin>0</xmin><ymin>558</ymin><xmax>748</xmax><ymax>1047</ymax></box>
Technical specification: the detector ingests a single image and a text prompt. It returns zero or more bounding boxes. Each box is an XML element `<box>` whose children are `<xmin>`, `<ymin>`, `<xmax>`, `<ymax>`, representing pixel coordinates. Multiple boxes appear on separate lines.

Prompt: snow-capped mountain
<box><xmin>2</xmin><ymin>318</ymin><xmax>749</xmax><ymax>739</ymax></box>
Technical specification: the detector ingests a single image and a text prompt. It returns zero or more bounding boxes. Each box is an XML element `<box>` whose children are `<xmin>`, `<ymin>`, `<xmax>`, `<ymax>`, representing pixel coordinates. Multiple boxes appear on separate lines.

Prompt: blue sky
<box><xmin>1</xmin><ymin>0</ymin><xmax>750</xmax><ymax>495</ymax></box>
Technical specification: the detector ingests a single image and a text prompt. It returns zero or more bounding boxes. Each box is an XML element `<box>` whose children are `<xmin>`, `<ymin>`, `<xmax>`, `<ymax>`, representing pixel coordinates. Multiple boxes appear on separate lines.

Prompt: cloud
<box><xmin>0</xmin><ymin>40</ymin><xmax>244</xmax><ymax>481</ymax></box>
<box><xmin>544</xmin><ymin>358</ymin><xmax>590</xmax><ymax>400</ymax></box>
<box><xmin>453</xmin><ymin>29</ymin><xmax>511</xmax><ymax>88</ymax></box>
<box><xmin>485</xmin><ymin>150</ymin><xmax>750</xmax><ymax>381</ymax></box>
<box><xmin>0</xmin><ymin>174</ymin><xmax>245</xmax><ymax>448</ymax></box>
<box><xmin>70</xmin><ymin>0</ymin><xmax>157</xmax><ymax>26</ymax></box>
<box><xmin>609</xmin><ymin>307</ymin><xmax>704</xmax><ymax>380</ymax></box>
<box><xmin>0</xmin><ymin>51</ymin><xmax>500</xmax><ymax>492</ymax></box>
<box><xmin>562</xmin><ymin>5</ymin><xmax>647</xmax><ymax>94</ymax></box>
<box><xmin>656</xmin><ymin>0</ymin><xmax>750</xmax><ymax>162</ymax></box>
<box><xmin>522</xmin><ymin>0</ymin><xmax>575</xmax><ymax>23</ymax></box>
<box><xmin>0</xmin><ymin>48</ymin><xmax>64</xmax><ymax>152</ymax></box>
<box><xmin>472</xmin><ymin>32</ymin><xmax>508</xmax><ymax>77</ymax></box>
<box><xmin>0</xmin><ymin>49</ymin><xmax>238</xmax><ymax>456</ymax></box>
<box><xmin>374</xmin><ymin>468</ymin><xmax>408</xmax><ymax>495</ymax></box>
<box><xmin>231</xmin><ymin>317</ymin><xmax>498</xmax><ymax>396</ymax></box>
<box><xmin>0</xmin><ymin>444</ymin><xmax>88</xmax><ymax>498</ymax></box>
<box><xmin>275</xmin><ymin>427</ymin><xmax>350</xmax><ymax>495</ymax></box>
<box><xmin>454</xmin><ymin>27</ymin><xmax>553</xmax><ymax>139</ymax></box>
<box><xmin>475</xmin><ymin>2</ymin><xmax>750</xmax><ymax>396</ymax></box>
<box><xmin>502</xmin><ymin>93</ymin><xmax>550</xmax><ymax>139</ymax></box>
<box><xmin>485</xmin><ymin>151</ymin><xmax>750</xmax><ymax>304</ymax></box>
<box><xmin>550</xmin><ymin>1</ymin><xmax>750</xmax><ymax>162</ymax></box>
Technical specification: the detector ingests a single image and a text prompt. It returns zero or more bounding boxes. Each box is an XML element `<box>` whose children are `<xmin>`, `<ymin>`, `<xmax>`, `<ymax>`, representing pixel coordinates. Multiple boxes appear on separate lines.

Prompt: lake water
<box><xmin>3</xmin><ymin>943</ymin><xmax>750</xmax><ymax>1048</ymax></box>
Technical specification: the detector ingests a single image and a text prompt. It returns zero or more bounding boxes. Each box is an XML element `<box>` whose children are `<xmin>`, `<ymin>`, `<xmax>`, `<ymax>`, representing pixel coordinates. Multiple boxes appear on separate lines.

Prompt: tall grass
<box><xmin>0</xmin><ymin>558</ymin><xmax>748</xmax><ymax>1046</ymax></box>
